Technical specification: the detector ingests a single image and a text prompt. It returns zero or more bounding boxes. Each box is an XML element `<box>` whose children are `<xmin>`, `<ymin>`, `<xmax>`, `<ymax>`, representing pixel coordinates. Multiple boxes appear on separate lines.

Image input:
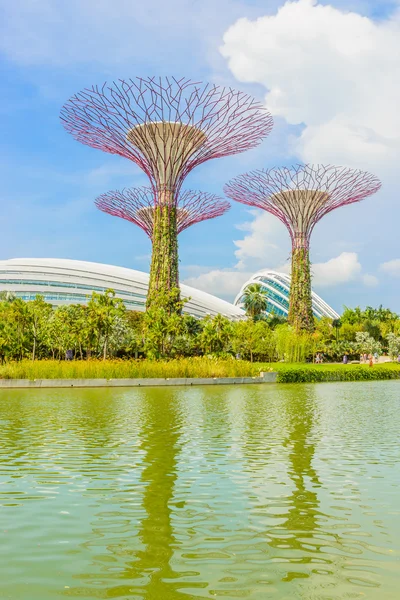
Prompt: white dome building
<box><xmin>235</xmin><ymin>270</ymin><xmax>339</xmax><ymax>320</ymax></box>
<box><xmin>0</xmin><ymin>258</ymin><xmax>244</xmax><ymax>320</ymax></box>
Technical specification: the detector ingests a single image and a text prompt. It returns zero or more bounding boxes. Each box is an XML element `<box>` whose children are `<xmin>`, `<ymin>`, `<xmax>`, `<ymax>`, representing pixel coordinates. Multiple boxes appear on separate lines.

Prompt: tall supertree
<box><xmin>95</xmin><ymin>187</ymin><xmax>230</xmax><ymax>310</ymax></box>
<box><xmin>61</xmin><ymin>77</ymin><xmax>273</xmax><ymax>311</ymax></box>
<box><xmin>225</xmin><ymin>165</ymin><xmax>381</xmax><ymax>332</ymax></box>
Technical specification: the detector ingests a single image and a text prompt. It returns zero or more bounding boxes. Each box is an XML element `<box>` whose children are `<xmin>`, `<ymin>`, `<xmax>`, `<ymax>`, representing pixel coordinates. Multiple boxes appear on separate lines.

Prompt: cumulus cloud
<box><xmin>312</xmin><ymin>252</ymin><xmax>361</xmax><ymax>287</ymax></box>
<box><xmin>233</xmin><ymin>210</ymin><xmax>289</xmax><ymax>270</ymax></box>
<box><xmin>183</xmin><ymin>269</ymin><xmax>252</xmax><ymax>299</ymax></box>
<box><xmin>221</xmin><ymin>0</ymin><xmax>400</xmax><ymax>174</ymax></box>
<box><xmin>276</xmin><ymin>252</ymin><xmax>377</xmax><ymax>288</ymax></box>
<box><xmin>380</xmin><ymin>259</ymin><xmax>400</xmax><ymax>277</ymax></box>
<box><xmin>362</xmin><ymin>274</ymin><xmax>379</xmax><ymax>287</ymax></box>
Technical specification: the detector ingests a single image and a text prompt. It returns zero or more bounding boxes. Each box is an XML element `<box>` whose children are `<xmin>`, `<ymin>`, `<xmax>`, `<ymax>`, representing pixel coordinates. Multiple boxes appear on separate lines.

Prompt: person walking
<box><xmin>368</xmin><ymin>353</ymin><xmax>374</xmax><ymax>367</ymax></box>
<box><xmin>343</xmin><ymin>355</ymin><xmax>348</xmax><ymax>364</ymax></box>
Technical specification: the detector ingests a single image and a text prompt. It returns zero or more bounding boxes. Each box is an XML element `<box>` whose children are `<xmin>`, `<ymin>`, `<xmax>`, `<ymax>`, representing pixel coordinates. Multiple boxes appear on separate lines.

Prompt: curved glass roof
<box><xmin>234</xmin><ymin>270</ymin><xmax>339</xmax><ymax>320</ymax></box>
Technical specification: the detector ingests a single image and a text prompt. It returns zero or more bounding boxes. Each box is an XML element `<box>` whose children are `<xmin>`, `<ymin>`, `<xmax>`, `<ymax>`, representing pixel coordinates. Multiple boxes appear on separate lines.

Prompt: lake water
<box><xmin>0</xmin><ymin>382</ymin><xmax>399</xmax><ymax>599</ymax></box>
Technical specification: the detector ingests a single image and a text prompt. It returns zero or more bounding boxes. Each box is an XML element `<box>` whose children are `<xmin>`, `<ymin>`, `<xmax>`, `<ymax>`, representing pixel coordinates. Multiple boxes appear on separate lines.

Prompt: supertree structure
<box><xmin>95</xmin><ymin>187</ymin><xmax>230</xmax><ymax>239</ymax></box>
<box><xmin>95</xmin><ymin>187</ymin><xmax>230</xmax><ymax>309</ymax></box>
<box><xmin>225</xmin><ymin>165</ymin><xmax>381</xmax><ymax>332</ymax></box>
<box><xmin>61</xmin><ymin>76</ymin><xmax>273</xmax><ymax>311</ymax></box>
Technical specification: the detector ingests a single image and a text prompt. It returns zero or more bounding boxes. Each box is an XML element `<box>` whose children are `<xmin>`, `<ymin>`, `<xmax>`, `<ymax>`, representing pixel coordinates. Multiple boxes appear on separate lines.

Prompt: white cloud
<box><xmin>221</xmin><ymin>0</ymin><xmax>400</xmax><ymax>175</ymax></box>
<box><xmin>183</xmin><ymin>269</ymin><xmax>252</xmax><ymax>299</ymax></box>
<box><xmin>312</xmin><ymin>252</ymin><xmax>362</xmax><ymax>287</ymax></box>
<box><xmin>233</xmin><ymin>210</ymin><xmax>288</xmax><ymax>270</ymax></box>
<box><xmin>380</xmin><ymin>259</ymin><xmax>400</xmax><ymax>277</ymax></box>
<box><xmin>362</xmin><ymin>274</ymin><xmax>379</xmax><ymax>287</ymax></box>
<box><xmin>276</xmin><ymin>251</ymin><xmax>377</xmax><ymax>288</ymax></box>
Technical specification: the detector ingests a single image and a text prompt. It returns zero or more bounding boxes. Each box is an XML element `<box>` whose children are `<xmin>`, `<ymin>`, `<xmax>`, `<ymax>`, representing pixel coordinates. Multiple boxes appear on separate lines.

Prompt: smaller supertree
<box><xmin>95</xmin><ymin>187</ymin><xmax>230</xmax><ymax>311</ymax></box>
<box><xmin>225</xmin><ymin>165</ymin><xmax>381</xmax><ymax>332</ymax></box>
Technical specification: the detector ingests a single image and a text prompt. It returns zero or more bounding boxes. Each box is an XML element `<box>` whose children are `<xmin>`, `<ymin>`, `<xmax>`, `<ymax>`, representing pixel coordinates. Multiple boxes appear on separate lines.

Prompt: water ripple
<box><xmin>0</xmin><ymin>382</ymin><xmax>399</xmax><ymax>599</ymax></box>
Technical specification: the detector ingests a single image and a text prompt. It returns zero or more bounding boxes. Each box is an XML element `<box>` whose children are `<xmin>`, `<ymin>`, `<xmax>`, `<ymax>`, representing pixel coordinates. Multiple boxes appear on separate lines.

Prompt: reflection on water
<box><xmin>0</xmin><ymin>382</ymin><xmax>399</xmax><ymax>599</ymax></box>
<box><xmin>269</xmin><ymin>389</ymin><xmax>322</xmax><ymax>571</ymax></box>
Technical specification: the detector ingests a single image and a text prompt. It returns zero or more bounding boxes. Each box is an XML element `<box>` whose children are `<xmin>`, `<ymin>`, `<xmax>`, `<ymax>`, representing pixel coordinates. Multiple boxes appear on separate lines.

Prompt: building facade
<box><xmin>0</xmin><ymin>258</ymin><xmax>244</xmax><ymax>320</ymax></box>
<box><xmin>235</xmin><ymin>270</ymin><xmax>339</xmax><ymax>320</ymax></box>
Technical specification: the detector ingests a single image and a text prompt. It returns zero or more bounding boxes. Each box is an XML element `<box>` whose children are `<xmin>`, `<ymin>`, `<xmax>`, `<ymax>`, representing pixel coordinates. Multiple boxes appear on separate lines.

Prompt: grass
<box><xmin>0</xmin><ymin>358</ymin><xmax>264</xmax><ymax>380</ymax></box>
<box><xmin>0</xmin><ymin>358</ymin><xmax>399</xmax><ymax>382</ymax></box>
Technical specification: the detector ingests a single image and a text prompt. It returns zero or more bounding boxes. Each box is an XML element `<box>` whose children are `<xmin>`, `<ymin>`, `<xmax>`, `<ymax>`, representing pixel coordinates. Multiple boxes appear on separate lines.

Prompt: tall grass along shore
<box><xmin>0</xmin><ymin>358</ymin><xmax>399</xmax><ymax>383</ymax></box>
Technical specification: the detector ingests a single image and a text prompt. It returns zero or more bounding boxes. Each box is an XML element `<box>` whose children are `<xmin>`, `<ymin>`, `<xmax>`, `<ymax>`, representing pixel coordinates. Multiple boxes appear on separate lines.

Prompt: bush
<box><xmin>277</xmin><ymin>364</ymin><xmax>400</xmax><ymax>383</ymax></box>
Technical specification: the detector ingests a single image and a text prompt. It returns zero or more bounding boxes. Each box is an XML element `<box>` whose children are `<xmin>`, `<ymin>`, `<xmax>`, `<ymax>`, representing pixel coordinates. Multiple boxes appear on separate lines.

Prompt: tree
<box><xmin>199</xmin><ymin>314</ymin><xmax>232</xmax><ymax>355</ymax></box>
<box><xmin>355</xmin><ymin>332</ymin><xmax>382</xmax><ymax>356</ymax></box>
<box><xmin>387</xmin><ymin>333</ymin><xmax>400</xmax><ymax>360</ymax></box>
<box><xmin>27</xmin><ymin>296</ymin><xmax>53</xmax><ymax>360</ymax></box>
<box><xmin>5</xmin><ymin>299</ymin><xmax>30</xmax><ymax>360</ymax></box>
<box><xmin>232</xmin><ymin>320</ymin><xmax>274</xmax><ymax>362</ymax></box>
<box><xmin>87</xmin><ymin>290</ymin><xmax>126</xmax><ymax>360</ymax></box>
<box><xmin>242</xmin><ymin>284</ymin><xmax>269</xmax><ymax>321</ymax></box>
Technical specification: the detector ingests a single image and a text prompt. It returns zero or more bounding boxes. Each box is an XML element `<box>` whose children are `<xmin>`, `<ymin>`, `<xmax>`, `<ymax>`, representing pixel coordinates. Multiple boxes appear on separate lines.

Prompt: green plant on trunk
<box><xmin>146</xmin><ymin>204</ymin><xmax>180</xmax><ymax>314</ymax></box>
<box><xmin>288</xmin><ymin>246</ymin><xmax>315</xmax><ymax>333</ymax></box>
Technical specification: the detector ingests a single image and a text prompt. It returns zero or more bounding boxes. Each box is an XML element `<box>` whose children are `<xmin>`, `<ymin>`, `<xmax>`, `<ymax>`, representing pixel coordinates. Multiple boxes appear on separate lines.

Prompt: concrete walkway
<box><xmin>0</xmin><ymin>372</ymin><xmax>278</xmax><ymax>389</ymax></box>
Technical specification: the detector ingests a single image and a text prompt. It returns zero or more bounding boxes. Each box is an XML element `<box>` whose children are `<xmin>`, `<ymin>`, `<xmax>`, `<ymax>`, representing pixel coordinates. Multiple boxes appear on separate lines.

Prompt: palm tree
<box><xmin>242</xmin><ymin>284</ymin><xmax>269</xmax><ymax>321</ymax></box>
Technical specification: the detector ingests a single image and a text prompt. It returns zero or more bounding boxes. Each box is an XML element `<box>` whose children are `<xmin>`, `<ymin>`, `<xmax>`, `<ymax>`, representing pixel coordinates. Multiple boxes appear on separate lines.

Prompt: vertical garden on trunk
<box><xmin>147</xmin><ymin>204</ymin><xmax>179</xmax><ymax>312</ymax></box>
<box><xmin>288</xmin><ymin>246</ymin><xmax>314</xmax><ymax>332</ymax></box>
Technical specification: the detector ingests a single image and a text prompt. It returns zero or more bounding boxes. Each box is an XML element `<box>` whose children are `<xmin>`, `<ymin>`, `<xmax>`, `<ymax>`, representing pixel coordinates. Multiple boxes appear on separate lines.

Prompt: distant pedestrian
<box><xmin>397</xmin><ymin>354</ymin><xmax>400</xmax><ymax>364</ymax></box>
<box><xmin>360</xmin><ymin>354</ymin><xmax>364</xmax><ymax>364</ymax></box>
<box><xmin>364</xmin><ymin>353</ymin><xmax>368</xmax><ymax>363</ymax></box>
<box><xmin>368</xmin><ymin>353</ymin><xmax>374</xmax><ymax>367</ymax></box>
<box><xmin>343</xmin><ymin>355</ymin><xmax>348</xmax><ymax>364</ymax></box>
<box><xmin>374</xmin><ymin>352</ymin><xmax>379</xmax><ymax>363</ymax></box>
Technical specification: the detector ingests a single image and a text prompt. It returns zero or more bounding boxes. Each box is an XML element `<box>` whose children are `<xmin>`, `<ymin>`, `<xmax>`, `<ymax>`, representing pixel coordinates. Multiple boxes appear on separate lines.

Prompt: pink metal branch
<box><xmin>61</xmin><ymin>77</ymin><xmax>273</xmax><ymax>194</ymax></box>
<box><xmin>95</xmin><ymin>187</ymin><xmax>230</xmax><ymax>239</ymax></box>
<box><xmin>224</xmin><ymin>164</ymin><xmax>381</xmax><ymax>247</ymax></box>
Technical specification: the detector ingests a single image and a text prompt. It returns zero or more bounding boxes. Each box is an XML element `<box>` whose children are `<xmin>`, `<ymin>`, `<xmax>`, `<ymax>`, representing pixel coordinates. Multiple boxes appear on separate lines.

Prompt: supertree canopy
<box><xmin>95</xmin><ymin>187</ymin><xmax>230</xmax><ymax>239</ymax></box>
<box><xmin>61</xmin><ymin>77</ymin><xmax>273</xmax><ymax>312</ymax></box>
<box><xmin>225</xmin><ymin>164</ymin><xmax>381</xmax><ymax>332</ymax></box>
<box><xmin>95</xmin><ymin>187</ymin><xmax>230</xmax><ymax>310</ymax></box>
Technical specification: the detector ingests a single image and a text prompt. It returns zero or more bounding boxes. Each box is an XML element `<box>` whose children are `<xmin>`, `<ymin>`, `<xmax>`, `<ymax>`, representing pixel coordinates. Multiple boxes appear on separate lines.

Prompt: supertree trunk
<box><xmin>288</xmin><ymin>241</ymin><xmax>314</xmax><ymax>333</ymax></box>
<box><xmin>146</xmin><ymin>195</ymin><xmax>180</xmax><ymax>313</ymax></box>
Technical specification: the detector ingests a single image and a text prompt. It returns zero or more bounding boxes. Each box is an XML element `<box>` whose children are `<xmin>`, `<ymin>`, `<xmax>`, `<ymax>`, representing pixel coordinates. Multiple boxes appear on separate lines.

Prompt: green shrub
<box><xmin>277</xmin><ymin>365</ymin><xmax>400</xmax><ymax>383</ymax></box>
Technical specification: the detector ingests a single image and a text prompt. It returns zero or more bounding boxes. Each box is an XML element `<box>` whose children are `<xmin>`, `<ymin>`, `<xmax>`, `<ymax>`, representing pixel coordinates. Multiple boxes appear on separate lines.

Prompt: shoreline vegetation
<box><xmin>0</xmin><ymin>291</ymin><xmax>399</xmax><ymax>386</ymax></box>
<box><xmin>0</xmin><ymin>358</ymin><xmax>399</xmax><ymax>384</ymax></box>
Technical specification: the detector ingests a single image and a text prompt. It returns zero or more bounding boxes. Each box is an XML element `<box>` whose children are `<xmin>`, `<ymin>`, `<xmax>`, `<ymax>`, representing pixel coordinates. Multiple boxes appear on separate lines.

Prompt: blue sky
<box><xmin>0</xmin><ymin>0</ymin><xmax>399</xmax><ymax>312</ymax></box>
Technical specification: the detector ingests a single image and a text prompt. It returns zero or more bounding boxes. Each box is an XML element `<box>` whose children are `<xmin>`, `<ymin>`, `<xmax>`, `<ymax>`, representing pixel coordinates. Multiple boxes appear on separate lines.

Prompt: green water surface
<box><xmin>0</xmin><ymin>382</ymin><xmax>399</xmax><ymax>599</ymax></box>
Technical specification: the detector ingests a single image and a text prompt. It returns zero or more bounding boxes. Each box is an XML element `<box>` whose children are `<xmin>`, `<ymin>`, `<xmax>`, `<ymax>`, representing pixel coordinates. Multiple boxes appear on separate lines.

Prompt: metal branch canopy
<box><xmin>225</xmin><ymin>164</ymin><xmax>382</xmax><ymax>248</ymax></box>
<box><xmin>61</xmin><ymin>76</ymin><xmax>273</xmax><ymax>194</ymax></box>
<box><xmin>95</xmin><ymin>188</ymin><xmax>230</xmax><ymax>239</ymax></box>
